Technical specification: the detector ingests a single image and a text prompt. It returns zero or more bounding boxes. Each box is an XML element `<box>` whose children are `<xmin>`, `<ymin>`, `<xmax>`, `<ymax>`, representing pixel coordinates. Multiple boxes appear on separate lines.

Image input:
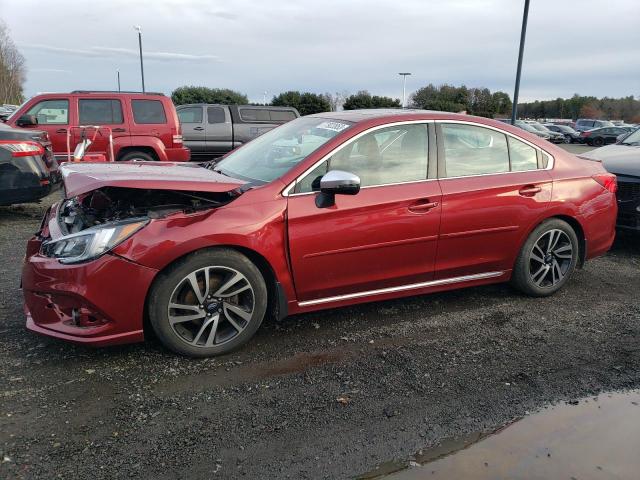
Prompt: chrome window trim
<box><xmin>282</xmin><ymin>119</ymin><xmax>434</xmax><ymax>197</ymax></box>
<box><xmin>436</xmin><ymin>119</ymin><xmax>555</xmax><ymax>177</ymax></box>
<box><xmin>298</xmin><ymin>271</ymin><xmax>505</xmax><ymax>307</ymax></box>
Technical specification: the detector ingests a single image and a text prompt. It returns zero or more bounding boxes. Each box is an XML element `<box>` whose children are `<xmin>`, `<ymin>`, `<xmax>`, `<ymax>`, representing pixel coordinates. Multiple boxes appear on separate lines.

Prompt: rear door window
<box><xmin>177</xmin><ymin>107</ymin><xmax>203</xmax><ymax>123</ymax></box>
<box><xmin>441</xmin><ymin>124</ymin><xmax>509</xmax><ymax>177</ymax></box>
<box><xmin>26</xmin><ymin>99</ymin><xmax>69</xmax><ymax>124</ymax></box>
<box><xmin>239</xmin><ymin>108</ymin><xmax>270</xmax><ymax>122</ymax></box>
<box><xmin>78</xmin><ymin>99</ymin><xmax>124</xmax><ymax>124</ymax></box>
<box><xmin>131</xmin><ymin>100</ymin><xmax>167</xmax><ymax>124</ymax></box>
<box><xmin>207</xmin><ymin>107</ymin><xmax>226</xmax><ymax>124</ymax></box>
<box><xmin>508</xmin><ymin>136</ymin><xmax>538</xmax><ymax>172</ymax></box>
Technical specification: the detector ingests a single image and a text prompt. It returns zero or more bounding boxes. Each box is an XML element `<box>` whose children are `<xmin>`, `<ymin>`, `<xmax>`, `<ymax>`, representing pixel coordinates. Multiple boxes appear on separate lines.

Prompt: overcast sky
<box><xmin>1</xmin><ymin>0</ymin><xmax>639</xmax><ymax>103</ymax></box>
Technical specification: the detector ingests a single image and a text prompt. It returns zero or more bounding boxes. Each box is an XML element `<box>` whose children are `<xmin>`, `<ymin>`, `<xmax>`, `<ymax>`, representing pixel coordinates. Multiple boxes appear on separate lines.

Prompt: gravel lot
<box><xmin>1</xmin><ymin>149</ymin><xmax>639</xmax><ymax>479</ymax></box>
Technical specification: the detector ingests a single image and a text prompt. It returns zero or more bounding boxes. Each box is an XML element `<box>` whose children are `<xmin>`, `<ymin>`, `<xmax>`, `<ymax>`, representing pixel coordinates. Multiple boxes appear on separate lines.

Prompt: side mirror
<box><xmin>315</xmin><ymin>170</ymin><xmax>361</xmax><ymax>208</ymax></box>
<box><xmin>16</xmin><ymin>115</ymin><xmax>38</xmax><ymax>127</ymax></box>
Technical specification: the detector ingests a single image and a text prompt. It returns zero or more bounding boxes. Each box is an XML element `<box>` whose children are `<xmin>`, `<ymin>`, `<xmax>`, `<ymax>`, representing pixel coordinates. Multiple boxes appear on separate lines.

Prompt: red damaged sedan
<box><xmin>22</xmin><ymin>110</ymin><xmax>617</xmax><ymax>357</ymax></box>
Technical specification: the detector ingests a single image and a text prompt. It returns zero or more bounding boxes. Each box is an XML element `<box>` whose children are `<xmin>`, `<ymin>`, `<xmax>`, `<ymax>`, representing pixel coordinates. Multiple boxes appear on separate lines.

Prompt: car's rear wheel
<box><xmin>512</xmin><ymin>219</ymin><xmax>579</xmax><ymax>297</ymax></box>
<box><xmin>119</xmin><ymin>150</ymin><xmax>156</xmax><ymax>162</ymax></box>
<box><xmin>593</xmin><ymin>137</ymin><xmax>604</xmax><ymax>147</ymax></box>
<box><xmin>564</xmin><ymin>134</ymin><xmax>572</xmax><ymax>144</ymax></box>
<box><xmin>148</xmin><ymin>249</ymin><xmax>268</xmax><ymax>357</ymax></box>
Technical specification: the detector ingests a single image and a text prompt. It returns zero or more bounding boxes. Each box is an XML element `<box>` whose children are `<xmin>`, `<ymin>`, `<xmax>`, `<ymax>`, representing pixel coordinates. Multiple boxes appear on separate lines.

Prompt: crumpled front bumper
<box><xmin>22</xmin><ymin>237</ymin><xmax>159</xmax><ymax>346</ymax></box>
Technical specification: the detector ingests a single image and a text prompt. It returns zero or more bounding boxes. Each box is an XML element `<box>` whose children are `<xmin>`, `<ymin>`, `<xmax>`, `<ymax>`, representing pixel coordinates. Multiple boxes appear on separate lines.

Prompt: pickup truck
<box><xmin>176</xmin><ymin>104</ymin><xmax>299</xmax><ymax>160</ymax></box>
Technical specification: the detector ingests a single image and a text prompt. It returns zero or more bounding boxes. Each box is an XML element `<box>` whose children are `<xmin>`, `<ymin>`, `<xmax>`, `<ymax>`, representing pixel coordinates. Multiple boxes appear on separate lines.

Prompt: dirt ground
<box><xmin>1</xmin><ymin>172</ymin><xmax>639</xmax><ymax>479</ymax></box>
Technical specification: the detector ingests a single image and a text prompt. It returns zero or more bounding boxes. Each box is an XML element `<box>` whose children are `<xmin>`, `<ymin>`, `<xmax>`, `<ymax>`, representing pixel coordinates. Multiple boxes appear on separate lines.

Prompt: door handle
<box><xmin>193</xmin><ymin>126</ymin><xmax>204</xmax><ymax>131</ymax></box>
<box><xmin>112</xmin><ymin>128</ymin><xmax>126</xmax><ymax>133</ymax></box>
<box><xmin>56</xmin><ymin>128</ymin><xmax>67</xmax><ymax>134</ymax></box>
<box><xmin>408</xmin><ymin>200</ymin><xmax>439</xmax><ymax>213</ymax></box>
<box><xmin>518</xmin><ymin>185</ymin><xmax>542</xmax><ymax>196</ymax></box>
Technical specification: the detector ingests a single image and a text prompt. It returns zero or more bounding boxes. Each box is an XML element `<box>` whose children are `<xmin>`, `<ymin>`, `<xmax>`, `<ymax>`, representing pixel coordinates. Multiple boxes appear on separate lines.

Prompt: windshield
<box><xmin>214</xmin><ymin>116</ymin><xmax>353</xmax><ymax>183</ymax></box>
<box><xmin>517</xmin><ymin>122</ymin><xmax>539</xmax><ymax>134</ymax></box>
<box><xmin>530</xmin><ymin>123</ymin><xmax>550</xmax><ymax>132</ymax></box>
<box><xmin>621</xmin><ymin>128</ymin><xmax>640</xmax><ymax>145</ymax></box>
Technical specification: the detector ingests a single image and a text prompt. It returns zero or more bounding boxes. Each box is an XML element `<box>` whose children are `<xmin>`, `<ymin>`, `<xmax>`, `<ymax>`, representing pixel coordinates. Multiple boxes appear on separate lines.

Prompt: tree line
<box><xmin>517</xmin><ymin>94</ymin><xmax>640</xmax><ymax>123</ymax></box>
<box><xmin>0</xmin><ymin>22</ymin><xmax>26</xmax><ymax>105</ymax></box>
<box><xmin>170</xmin><ymin>85</ymin><xmax>512</xmax><ymax>117</ymax></box>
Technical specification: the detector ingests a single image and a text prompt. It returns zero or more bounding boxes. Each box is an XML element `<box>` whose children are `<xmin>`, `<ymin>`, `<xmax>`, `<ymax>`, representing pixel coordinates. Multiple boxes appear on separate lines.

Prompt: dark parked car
<box><xmin>579</xmin><ymin>129</ymin><xmax>640</xmax><ymax>231</ymax></box>
<box><xmin>0</xmin><ymin>122</ymin><xmax>58</xmax><ymax>206</ymax></box>
<box><xmin>579</xmin><ymin>126</ymin><xmax>631</xmax><ymax>146</ymax></box>
<box><xmin>523</xmin><ymin>121</ymin><xmax>565</xmax><ymax>143</ymax></box>
<box><xmin>22</xmin><ymin>110</ymin><xmax>617</xmax><ymax>357</ymax></box>
<box><xmin>176</xmin><ymin>104</ymin><xmax>299</xmax><ymax>161</ymax></box>
<box><xmin>574</xmin><ymin>119</ymin><xmax>614</xmax><ymax>132</ymax></box>
<box><xmin>512</xmin><ymin>120</ymin><xmax>551</xmax><ymax>140</ymax></box>
<box><xmin>544</xmin><ymin>124</ymin><xmax>580</xmax><ymax>144</ymax></box>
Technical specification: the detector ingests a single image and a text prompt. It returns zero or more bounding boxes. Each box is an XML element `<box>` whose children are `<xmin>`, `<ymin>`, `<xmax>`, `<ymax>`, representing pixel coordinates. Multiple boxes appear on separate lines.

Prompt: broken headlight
<box><xmin>41</xmin><ymin>219</ymin><xmax>148</xmax><ymax>264</ymax></box>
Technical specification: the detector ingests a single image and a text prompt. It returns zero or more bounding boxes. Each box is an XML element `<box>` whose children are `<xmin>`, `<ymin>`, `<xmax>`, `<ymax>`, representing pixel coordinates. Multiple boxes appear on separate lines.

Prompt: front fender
<box><xmin>112</xmin><ymin>197</ymin><xmax>297</xmax><ymax>303</ymax></box>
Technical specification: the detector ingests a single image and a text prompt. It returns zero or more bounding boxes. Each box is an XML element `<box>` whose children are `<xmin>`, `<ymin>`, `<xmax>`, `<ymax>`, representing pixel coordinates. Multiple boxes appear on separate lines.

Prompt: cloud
<box><xmin>17</xmin><ymin>43</ymin><xmax>219</xmax><ymax>62</ymax></box>
<box><xmin>29</xmin><ymin>67</ymin><xmax>72</xmax><ymax>73</ymax></box>
<box><xmin>208</xmin><ymin>11</ymin><xmax>239</xmax><ymax>20</ymax></box>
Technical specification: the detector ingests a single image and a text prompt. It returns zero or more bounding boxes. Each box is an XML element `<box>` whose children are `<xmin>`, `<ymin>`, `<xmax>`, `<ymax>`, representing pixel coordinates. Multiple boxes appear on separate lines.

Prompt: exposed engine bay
<box><xmin>58</xmin><ymin>187</ymin><xmax>240</xmax><ymax>234</ymax></box>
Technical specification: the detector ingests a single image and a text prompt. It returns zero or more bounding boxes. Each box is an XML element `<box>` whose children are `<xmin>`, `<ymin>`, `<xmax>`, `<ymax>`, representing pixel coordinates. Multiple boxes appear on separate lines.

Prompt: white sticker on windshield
<box><xmin>316</xmin><ymin>121</ymin><xmax>350</xmax><ymax>132</ymax></box>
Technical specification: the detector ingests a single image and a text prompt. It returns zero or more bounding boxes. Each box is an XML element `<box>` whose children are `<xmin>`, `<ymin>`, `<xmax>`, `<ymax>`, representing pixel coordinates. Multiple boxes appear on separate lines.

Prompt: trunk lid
<box><xmin>60</xmin><ymin>161</ymin><xmax>247</xmax><ymax>198</ymax></box>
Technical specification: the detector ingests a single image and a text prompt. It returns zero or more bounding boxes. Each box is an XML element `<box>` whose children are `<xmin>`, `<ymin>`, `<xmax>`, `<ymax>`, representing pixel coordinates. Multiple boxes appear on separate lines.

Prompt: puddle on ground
<box><xmin>361</xmin><ymin>389</ymin><xmax>640</xmax><ymax>480</ymax></box>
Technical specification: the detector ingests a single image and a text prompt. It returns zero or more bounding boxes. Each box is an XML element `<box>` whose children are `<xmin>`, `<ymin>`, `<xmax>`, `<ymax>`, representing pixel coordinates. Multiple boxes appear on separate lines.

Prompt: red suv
<box><xmin>21</xmin><ymin>111</ymin><xmax>617</xmax><ymax>357</ymax></box>
<box><xmin>6</xmin><ymin>91</ymin><xmax>190</xmax><ymax>162</ymax></box>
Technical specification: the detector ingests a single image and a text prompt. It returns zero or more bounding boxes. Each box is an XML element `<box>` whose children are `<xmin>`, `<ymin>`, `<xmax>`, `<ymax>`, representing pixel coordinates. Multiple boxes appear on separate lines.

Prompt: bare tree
<box><xmin>322</xmin><ymin>90</ymin><xmax>350</xmax><ymax>111</ymax></box>
<box><xmin>0</xmin><ymin>21</ymin><xmax>26</xmax><ymax>104</ymax></box>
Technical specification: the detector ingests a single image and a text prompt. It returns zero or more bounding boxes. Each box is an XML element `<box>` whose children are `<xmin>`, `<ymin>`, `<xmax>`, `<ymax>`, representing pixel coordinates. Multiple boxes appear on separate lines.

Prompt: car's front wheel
<box><xmin>148</xmin><ymin>249</ymin><xmax>268</xmax><ymax>357</ymax></box>
<box><xmin>512</xmin><ymin>219</ymin><xmax>579</xmax><ymax>297</ymax></box>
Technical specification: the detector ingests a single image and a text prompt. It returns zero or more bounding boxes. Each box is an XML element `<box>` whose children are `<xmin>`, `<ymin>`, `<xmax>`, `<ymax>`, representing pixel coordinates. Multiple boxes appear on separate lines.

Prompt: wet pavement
<box><xmin>367</xmin><ymin>389</ymin><xmax>640</xmax><ymax>480</ymax></box>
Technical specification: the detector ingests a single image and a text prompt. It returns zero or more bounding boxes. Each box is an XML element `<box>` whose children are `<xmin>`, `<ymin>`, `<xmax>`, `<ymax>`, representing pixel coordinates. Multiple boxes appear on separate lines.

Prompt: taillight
<box><xmin>172</xmin><ymin>134</ymin><xmax>183</xmax><ymax>145</ymax></box>
<box><xmin>0</xmin><ymin>141</ymin><xmax>45</xmax><ymax>157</ymax></box>
<box><xmin>592</xmin><ymin>173</ymin><xmax>617</xmax><ymax>193</ymax></box>
<box><xmin>581</xmin><ymin>131</ymin><xmax>591</xmax><ymax>137</ymax></box>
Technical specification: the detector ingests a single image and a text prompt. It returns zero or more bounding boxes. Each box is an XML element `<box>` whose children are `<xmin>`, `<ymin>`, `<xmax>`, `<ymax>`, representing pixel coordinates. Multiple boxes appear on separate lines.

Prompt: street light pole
<box><xmin>511</xmin><ymin>0</ymin><xmax>530</xmax><ymax>124</ymax></box>
<box><xmin>116</xmin><ymin>69</ymin><xmax>121</xmax><ymax>92</ymax></box>
<box><xmin>134</xmin><ymin>25</ymin><xmax>145</xmax><ymax>93</ymax></box>
<box><xmin>398</xmin><ymin>72</ymin><xmax>411</xmax><ymax>108</ymax></box>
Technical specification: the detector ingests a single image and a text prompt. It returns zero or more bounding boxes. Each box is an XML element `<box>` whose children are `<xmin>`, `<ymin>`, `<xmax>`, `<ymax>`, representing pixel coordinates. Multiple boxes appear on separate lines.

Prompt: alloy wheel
<box><xmin>167</xmin><ymin>266</ymin><xmax>255</xmax><ymax>348</ymax></box>
<box><xmin>529</xmin><ymin>229</ymin><xmax>573</xmax><ymax>288</ymax></box>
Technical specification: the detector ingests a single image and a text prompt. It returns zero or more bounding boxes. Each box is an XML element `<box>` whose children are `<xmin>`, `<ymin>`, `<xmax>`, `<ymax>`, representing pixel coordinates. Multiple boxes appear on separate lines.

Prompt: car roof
<box><xmin>307</xmin><ymin>109</ymin><xmax>485</xmax><ymax>123</ymax></box>
<box><xmin>27</xmin><ymin>91</ymin><xmax>166</xmax><ymax>98</ymax></box>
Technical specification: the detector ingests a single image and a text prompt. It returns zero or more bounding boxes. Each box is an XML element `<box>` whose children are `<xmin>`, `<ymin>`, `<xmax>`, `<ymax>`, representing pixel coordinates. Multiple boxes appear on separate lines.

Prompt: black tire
<box><xmin>564</xmin><ymin>134</ymin><xmax>572</xmax><ymax>144</ymax></box>
<box><xmin>148</xmin><ymin>248</ymin><xmax>268</xmax><ymax>358</ymax></box>
<box><xmin>118</xmin><ymin>150</ymin><xmax>156</xmax><ymax>162</ymax></box>
<box><xmin>592</xmin><ymin>137</ymin><xmax>604</xmax><ymax>147</ymax></box>
<box><xmin>512</xmin><ymin>219</ymin><xmax>579</xmax><ymax>297</ymax></box>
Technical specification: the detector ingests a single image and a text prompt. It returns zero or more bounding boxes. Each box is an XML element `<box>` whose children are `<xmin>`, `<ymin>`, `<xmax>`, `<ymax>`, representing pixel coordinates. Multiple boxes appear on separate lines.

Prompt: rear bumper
<box><xmin>616</xmin><ymin>177</ymin><xmax>640</xmax><ymax>231</ymax></box>
<box><xmin>0</xmin><ymin>155</ymin><xmax>52</xmax><ymax>205</ymax></box>
<box><xmin>0</xmin><ymin>184</ymin><xmax>51</xmax><ymax>206</ymax></box>
<box><xmin>165</xmin><ymin>146</ymin><xmax>191</xmax><ymax>162</ymax></box>
<box><xmin>22</xmin><ymin>246</ymin><xmax>158</xmax><ymax>346</ymax></box>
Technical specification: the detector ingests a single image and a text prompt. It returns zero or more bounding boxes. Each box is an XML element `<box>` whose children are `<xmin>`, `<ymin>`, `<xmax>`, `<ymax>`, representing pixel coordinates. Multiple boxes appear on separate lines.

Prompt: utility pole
<box><xmin>263</xmin><ymin>91</ymin><xmax>267</xmax><ymax>105</ymax></box>
<box><xmin>116</xmin><ymin>69</ymin><xmax>121</xmax><ymax>92</ymax></box>
<box><xmin>511</xmin><ymin>0</ymin><xmax>530</xmax><ymax>124</ymax></box>
<box><xmin>398</xmin><ymin>72</ymin><xmax>411</xmax><ymax>108</ymax></box>
<box><xmin>134</xmin><ymin>25</ymin><xmax>145</xmax><ymax>93</ymax></box>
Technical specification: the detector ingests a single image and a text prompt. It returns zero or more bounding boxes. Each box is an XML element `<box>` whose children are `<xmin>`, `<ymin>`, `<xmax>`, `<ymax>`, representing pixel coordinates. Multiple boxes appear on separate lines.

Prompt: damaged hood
<box><xmin>60</xmin><ymin>161</ymin><xmax>247</xmax><ymax>197</ymax></box>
